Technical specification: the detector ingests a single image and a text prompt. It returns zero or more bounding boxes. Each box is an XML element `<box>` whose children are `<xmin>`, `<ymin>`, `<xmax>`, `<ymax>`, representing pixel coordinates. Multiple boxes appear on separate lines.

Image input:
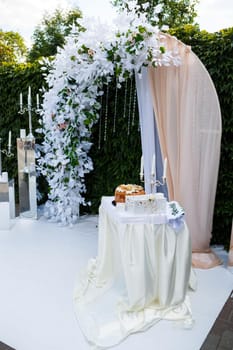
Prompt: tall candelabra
<box><xmin>18</xmin><ymin>86</ymin><xmax>40</xmax><ymax>139</ymax></box>
<box><xmin>17</xmin><ymin>86</ymin><xmax>40</xmax><ymax>219</ymax></box>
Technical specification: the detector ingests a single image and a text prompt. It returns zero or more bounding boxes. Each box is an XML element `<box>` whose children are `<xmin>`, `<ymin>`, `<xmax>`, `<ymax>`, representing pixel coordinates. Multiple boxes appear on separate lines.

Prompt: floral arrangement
<box><xmin>37</xmin><ymin>0</ymin><xmax>180</xmax><ymax>226</ymax></box>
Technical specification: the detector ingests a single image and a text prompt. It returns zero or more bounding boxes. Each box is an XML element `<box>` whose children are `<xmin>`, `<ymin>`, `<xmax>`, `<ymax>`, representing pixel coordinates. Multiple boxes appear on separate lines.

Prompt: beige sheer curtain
<box><xmin>148</xmin><ymin>34</ymin><xmax>222</xmax><ymax>268</ymax></box>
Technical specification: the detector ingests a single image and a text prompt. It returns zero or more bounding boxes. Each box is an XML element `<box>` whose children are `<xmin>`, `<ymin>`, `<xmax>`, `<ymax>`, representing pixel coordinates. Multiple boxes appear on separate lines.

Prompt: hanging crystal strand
<box><xmin>131</xmin><ymin>83</ymin><xmax>137</xmax><ymax>127</ymax></box>
<box><xmin>113</xmin><ymin>80</ymin><xmax>118</xmax><ymax>134</ymax></box>
<box><xmin>138</xmin><ymin>116</ymin><xmax>141</xmax><ymax>132</ymax></box>
<box><xmin>127</xmin><ymin>76</ymin><xmax>133</xmax><ymax>136</ymax></box>
<box><xmin>123</xmin><ymin>79</ymin><xmax>128</xmax><ymax>119</ymax></box>
<box><xmin>104</xmin><ymin>84</ymin><xmax>109</xmax><ymax>142</ymax></box>
<box><xmin>98</xmin><ymin>94</ymin><xmax>103</xmax><ymax>149</ymax></box>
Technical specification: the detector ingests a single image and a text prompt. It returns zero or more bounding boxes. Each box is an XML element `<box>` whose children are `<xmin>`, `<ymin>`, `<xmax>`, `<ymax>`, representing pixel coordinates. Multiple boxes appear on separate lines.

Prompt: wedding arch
<box><xmin>38</xmin><ymin>2</ymin><xmax>222</xmax><ymax>267</ymax></box>
<box><xmin>38</xmin><ymin>3</ymin><xmax>180</xmax><ymax>225</ymax></box>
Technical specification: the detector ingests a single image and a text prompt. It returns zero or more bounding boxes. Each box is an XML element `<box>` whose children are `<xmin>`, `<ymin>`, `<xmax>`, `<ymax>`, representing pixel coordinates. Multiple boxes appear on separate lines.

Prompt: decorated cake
<box><xmin>125</xmin><ymin>193</ymin><xmax>167</xmax><ymax>214</ymax></box>
<box><xmin>114</xmin><ymin>184</ymin><xmax>145</xmax><ymax>203</ymax></box>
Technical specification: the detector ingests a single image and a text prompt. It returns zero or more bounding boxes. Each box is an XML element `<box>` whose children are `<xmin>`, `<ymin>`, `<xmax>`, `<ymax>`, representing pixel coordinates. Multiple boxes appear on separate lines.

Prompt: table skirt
<box><xmin>74</xmin><ymin>199</ymin><xmax>196</xmax><ymax>348</ymax></box>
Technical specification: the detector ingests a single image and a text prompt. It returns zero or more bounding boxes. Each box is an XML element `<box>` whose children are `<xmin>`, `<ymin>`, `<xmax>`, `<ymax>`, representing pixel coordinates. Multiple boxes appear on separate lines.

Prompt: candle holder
<box><xmin>139</xmin><ymin>157</ymin><xmax>167</xmax><ymax>194</ymax></box>
<box><xmin>18</xmin><ymin>89</ymin><xmax>40</xmax><ymax>139</ymax></box>
<box><xmin>0</xmin><ymin>138</ymin><xmax>14</xmax><ymax>156</ymax></box>
<box><xmin>150</xmin><ymin>174</ymin><xmax>166</xmax><ymax>193</ymax></box>
<box><xmin>140</xmin><ymin>173</ymin><xmax>166</xmax><ymax>193</ymax></box>
<box><xmin>0</xmin><ymin>138</ymin><xmax>14</xmax><ymax>176</ymax></box>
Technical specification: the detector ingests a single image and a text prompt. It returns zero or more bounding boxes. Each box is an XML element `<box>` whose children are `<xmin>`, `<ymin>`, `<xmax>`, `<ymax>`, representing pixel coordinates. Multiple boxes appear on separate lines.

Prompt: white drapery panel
<box><xmin>135</xmin><ymin>68</ymin><xmax>168</xmax><ymax>197</ymax></box>
<box><xmin>135</xmin><ymin>68</ymin><xmax>157</xmax><ymax>194</ymax></box>
<box><xmin>147</xmin><ymin>34</ymin><xmax>222</xmax><ymax>268</ymax></box>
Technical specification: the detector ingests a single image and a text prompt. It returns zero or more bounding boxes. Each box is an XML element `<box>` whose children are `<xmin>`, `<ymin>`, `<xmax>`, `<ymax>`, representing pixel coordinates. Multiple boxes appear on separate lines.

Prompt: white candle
<box><xmin>36</xmin><ymin>94</ymin><xmax>39</xmax><ymax>108</ymax></box>
<box><xmin>151</xmin><ymin>153</ymin><xmax>156</xmax><ymax>176</ymax></box>
<box><xmin>20</xmin><ymin>92</ymin><xmax>23</xmax><ymax>106</ymax></box>
<box><xmin>8</xmin><ymin>130</ymin><xmax>11</xmax><ymax>148</ymax></box>
<box><xmin>140</xmin><ymin>155</ymin><xmax>144</xmax><ymax>179</ymax></box>
<box><xmin>28</xmin><ymin>86</ymin><xmax>31</xmax><ymax>106</ymax></box>
<box><xmin>163</xmin><ymin>157</ymin><xmax>167</xmax><ymax>179</ymax></box>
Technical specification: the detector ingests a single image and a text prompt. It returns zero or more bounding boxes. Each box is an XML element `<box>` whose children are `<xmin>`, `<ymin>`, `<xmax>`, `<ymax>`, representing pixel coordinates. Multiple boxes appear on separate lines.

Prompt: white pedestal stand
<box><xmin>0</xmin><ymin>172</ymin><xmax>16</xmax><ymax>230</ymax></box>
<box><xmin>17</xmin><ymin>137</ymin><xmax>37</xmax><ymax>219</ymax></box>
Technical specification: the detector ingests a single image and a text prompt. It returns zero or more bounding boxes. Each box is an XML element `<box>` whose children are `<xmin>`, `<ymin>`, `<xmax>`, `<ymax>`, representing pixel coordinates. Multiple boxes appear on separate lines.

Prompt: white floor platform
<box><xmin>0</xmin><ymin>215</ymin><xmax>232</xmax><ymax>350</ymax></box>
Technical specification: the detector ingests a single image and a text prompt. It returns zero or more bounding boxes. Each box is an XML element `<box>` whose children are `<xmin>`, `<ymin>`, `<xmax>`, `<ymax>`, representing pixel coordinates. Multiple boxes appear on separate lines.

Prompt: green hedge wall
<box><xmin>0</xmin><ymin>26</ymin><xmax>232</xmax><ymax>247</ymax></box>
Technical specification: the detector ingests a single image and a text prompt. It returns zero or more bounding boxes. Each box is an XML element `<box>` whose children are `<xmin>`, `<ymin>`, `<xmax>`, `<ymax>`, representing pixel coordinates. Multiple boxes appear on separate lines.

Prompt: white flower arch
<box><xmin>37</xmin><ymin>2</ymin><xmax>180</xmax><ymax>226</ymax></box>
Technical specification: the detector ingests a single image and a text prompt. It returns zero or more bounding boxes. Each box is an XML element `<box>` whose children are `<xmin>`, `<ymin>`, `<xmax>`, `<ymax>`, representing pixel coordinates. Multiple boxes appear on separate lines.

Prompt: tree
<box><xmin>0</xmin><ymin>30</ymin><xmax>27</xmax><ymax>64</ymax></box>
<box><xmin>111</xmin><ymin>0</ymin><xmax>199</xmax><ymax>29</ymax></box>
<box><xmin>28</xmin><ymin>8</ymin><xmax>82</xmax><ymax>62</ymax></box>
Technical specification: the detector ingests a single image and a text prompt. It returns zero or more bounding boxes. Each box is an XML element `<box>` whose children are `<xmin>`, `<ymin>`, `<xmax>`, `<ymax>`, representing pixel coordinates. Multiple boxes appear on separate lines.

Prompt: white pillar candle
<box><xmin>140</xmin><ymin>155</ymin><xmax>144</xmax><ymax>179</ymax></box>
<box><xmin>28</xmin><ymin>86</ymin><xmax>31</xmax><ymax>106</ymax></box>
<box><xmin>151</xmin><ymin>153</ymin><xmax>156</xmax><ymax>176</ymax></box>
<box><xmin>20</xmin><ymin>92</ymin><xmax>23</xmax><ymax>105</ymax></box>
<box><xmin>8</xmin><ymin>131</ymin><xmax>11</xmax><ymax>148</ymax></box>
<box><xmin>163</xmin><ymin>157</ymin><xmax>167</xmax><ymax>179</ymax></box>
<box><xmin>36</xmin><ymin>94</ymin><xmax>39</xmax><ymax>108</ymax></box>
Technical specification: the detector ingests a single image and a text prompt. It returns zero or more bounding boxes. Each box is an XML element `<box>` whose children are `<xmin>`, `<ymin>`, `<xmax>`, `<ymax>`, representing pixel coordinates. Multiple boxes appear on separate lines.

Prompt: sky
<box><xmin>0</xmin><ymin>0</ymin><xmax>232</xmax><ymax>47</ymax></box>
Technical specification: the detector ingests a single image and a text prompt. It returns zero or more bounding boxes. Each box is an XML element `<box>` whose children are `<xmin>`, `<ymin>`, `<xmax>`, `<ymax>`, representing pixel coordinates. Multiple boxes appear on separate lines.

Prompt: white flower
<box><xmin>142</xmin><ymin>2</ymin><xmax>150</xmax><ymax>10</ymax></box>
<box><xmin>154</xmin><ymin>4</ymin><xmax>164</xmax><ymax>14</ymax></box>
<box><xmin>38</xmin><ymin>4</ymin><xmax>180</xmax><ymax>225</ymax></box>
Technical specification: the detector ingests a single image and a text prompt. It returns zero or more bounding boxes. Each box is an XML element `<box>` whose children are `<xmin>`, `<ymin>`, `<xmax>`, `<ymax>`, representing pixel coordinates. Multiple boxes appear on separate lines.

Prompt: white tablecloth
<box><xmin>74</xmin><ymin>197</ymin><xmax>196</xmax><ymax>348</ymax></box>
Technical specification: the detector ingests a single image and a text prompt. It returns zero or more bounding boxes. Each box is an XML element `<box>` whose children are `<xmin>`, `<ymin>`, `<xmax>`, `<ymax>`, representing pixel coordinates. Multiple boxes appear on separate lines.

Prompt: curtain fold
<box><xmin>135</xmin><ymin>68</ymin><xmax>158</xmax><ymax>194</ymax></box>
<box><xmin>148</xmin><ymin>34</ymin><xmax>222</xmax><ymax>268</ymax></box>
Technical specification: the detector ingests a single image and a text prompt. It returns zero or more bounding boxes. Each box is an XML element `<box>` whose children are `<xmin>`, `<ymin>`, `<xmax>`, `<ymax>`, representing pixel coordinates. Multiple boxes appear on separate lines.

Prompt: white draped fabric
<box><xmin>74</xmin><ymin>197</ymin><xmax>196</xmax><ymax>348</ymax></box>
<box><xmin>136</xmin><ymin>34</ymin><xmax>222</xmax><ymax>268</ymax></box>
<box><xmin>135</xmin><ymin>68</ymin><xmax>157</xmax><ymax>194</ymax></box>
<box><xmin>136</xmin><ymin>68</ymin><xmax>168</xmax><ymax>197</ymax></box>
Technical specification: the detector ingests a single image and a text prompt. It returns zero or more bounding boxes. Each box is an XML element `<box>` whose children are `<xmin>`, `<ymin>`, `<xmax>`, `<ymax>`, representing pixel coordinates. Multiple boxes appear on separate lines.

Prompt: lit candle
<box><xmin>163</xmin><ymin>157</ymin><xmax>167</xmax><ymax>179</ymax></box>
<box><xmin>8</xmin><ymin>130</ymin><xmax>11</xmax><ymax>148</ymax></box>
<box><xmin>151</xmin><ymin>153</ymin><xmax>155</xmax><ymax>176</ymax></box>
<box><xmin>140</xmin><ymin>155</ymin><xmax>144</xmax><ymax>180</ymax></box>
<box><xmin>36</xmin><ymin>94</ymin><xmax>39</xmax><ymax>109</ymax></box>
